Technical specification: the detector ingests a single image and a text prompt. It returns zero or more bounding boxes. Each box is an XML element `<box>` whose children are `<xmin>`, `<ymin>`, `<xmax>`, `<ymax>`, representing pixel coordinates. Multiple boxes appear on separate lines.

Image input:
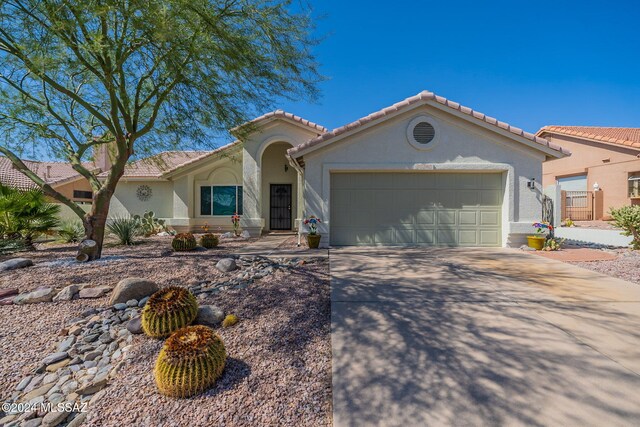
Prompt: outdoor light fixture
<box><xmin>527</xmin><ymin>178</ymin><xmax>535</xmax><ymax>189</ymax></box>
<box><xmin>284</xmin><ymin>163</ymin><xmax>289</xmax><ymax>172</ymax></box>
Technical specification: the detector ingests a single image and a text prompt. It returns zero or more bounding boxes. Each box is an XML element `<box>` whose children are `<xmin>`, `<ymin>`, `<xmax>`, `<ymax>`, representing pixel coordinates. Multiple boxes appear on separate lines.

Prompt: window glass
<box><xmin>213</xmin><ymin>186</ymin><xmax>236</xmax><ymax>215</ymax></box>
<box><xmin>200</xmin><ymin>186</ymin><xmax>212</xmax><ymax>215</ymax></box>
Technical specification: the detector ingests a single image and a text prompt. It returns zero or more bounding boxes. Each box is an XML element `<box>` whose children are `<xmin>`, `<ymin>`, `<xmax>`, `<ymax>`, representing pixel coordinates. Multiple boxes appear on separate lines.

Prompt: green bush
<box><xmin>610</xmin><ymin>205</ymin><xmax>640</xmax><ymax>250</ymax></box>
<box><xmin>0</xmin><ymin>183</ymin><xmax>60</xmax><ymax>248</ymax></box>
<box><xmin>0</xmin><ymin>238</ymin><xmax>27</xmax><ymax>255</ymax></box>
<box><xmin>107</xmin><ymin>216</ymin><xmax>141</xmax><ymax>245</ymax></box>
<box><xmin>57</xmin><ymin>220</ymin><xmax>85</xmax><ymax>243</ymax></box>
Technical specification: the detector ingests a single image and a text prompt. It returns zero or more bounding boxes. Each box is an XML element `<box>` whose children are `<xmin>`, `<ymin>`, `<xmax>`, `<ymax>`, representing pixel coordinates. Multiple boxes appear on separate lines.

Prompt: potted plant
<box><xmin>231</xmin><ymin>213</ymin><xmax>240</xmax><ymax>237</ymax></box>
<box><xmin>528</xmin><ymin>221</ymin><xmax>552</xmax><ymax>250</ymax></box>
<box><xmin>304</xmin><ymin>215</ymin><xmax>322</xmax><ymax>249</ymax></box>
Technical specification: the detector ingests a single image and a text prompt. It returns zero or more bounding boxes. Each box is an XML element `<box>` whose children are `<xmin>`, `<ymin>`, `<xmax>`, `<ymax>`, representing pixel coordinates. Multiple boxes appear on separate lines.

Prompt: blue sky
<box><xmin>278</xmin><ymin>0</ymin><xmax>640</xmax><ymax>134</ymax></box>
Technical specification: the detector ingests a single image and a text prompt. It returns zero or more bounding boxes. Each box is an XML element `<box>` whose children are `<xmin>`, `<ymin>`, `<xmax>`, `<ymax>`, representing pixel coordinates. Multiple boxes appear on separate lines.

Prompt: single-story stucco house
<box><xmin>539</xmin><ymin>126</ymin><xmax>640</xmax><ymax>220</ymax></box>
<box><xmin>1</xmin><ymin>90</ymin><xmax>570</xmax><ymax>247</ymax></box>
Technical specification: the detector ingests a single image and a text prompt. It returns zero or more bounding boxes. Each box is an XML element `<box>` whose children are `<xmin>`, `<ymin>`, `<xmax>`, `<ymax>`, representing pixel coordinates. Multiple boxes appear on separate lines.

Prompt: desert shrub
<box><xmin>610</xmin><ymin>205</ymin><xmax>640</xmax><ymax>249</ymax></box>
<box><xmin>543</xmin><ymin>237</ymin><xmax>565</xmax><ymax>251</ymax></box>
<box><xmin>172</xmin><ymin>233</ymin><xmax>197</xmax><ymax>251</ymax></box>
<box><xmin>0</xmin><ymin>238</ymin><xmax>27</xmax><ymax>255</ymax></box>
<box><xmin>107</xmin><ymin>216</ymin><xmax>141</xmax><ymax>245</ymax></box>
<box><xmin>141</xmin><ymin>287</ymin><xmax>199</xmax><ymax>338</ymax></box>
<box><xmin>133</xmin><ymin>211</ymin><xmax>166</xmax><ymax>237</ymax></box>
<box><xmin>154</xmin><ymin>325</ymin><xmax>226</xmax><ymax>398</ymax></box>
<box><xmin>222</xmin><ymin>314</ymin><xmax>238</xmax><ymax>328</ymax></box>
<box><xmin>0</xmin><ymin>183</ymin><xmax>60</xmax><ymax>248</ymax></box>
<box><xmin>199</xmin><ymin>233</ymin><xmax>219</xmax><ymax>249</ymax></box>
<box><xmin>57</xmin><ymin>220</ymin><xmax>85</xmax><ymax>243</ymax></box>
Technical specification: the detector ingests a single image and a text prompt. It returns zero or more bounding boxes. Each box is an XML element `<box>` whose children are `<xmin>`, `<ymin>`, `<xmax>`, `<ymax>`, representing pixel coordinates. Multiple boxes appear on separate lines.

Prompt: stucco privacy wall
<box><xmin>300</xmin><ymin>105</ymin><xmax>546</xmax><ymax>247</ymax></box>
<box><xmin>241</xmin><ymin>120</ymin><xmax>322</xmax><ymax>236</ymax></box>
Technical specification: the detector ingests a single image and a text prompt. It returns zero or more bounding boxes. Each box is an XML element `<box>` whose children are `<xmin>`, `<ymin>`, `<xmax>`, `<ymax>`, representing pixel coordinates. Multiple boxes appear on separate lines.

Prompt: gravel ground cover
<box><xmin>0</xmin><ymin>238</ymin><xmax>331</xmax><ymax>426</ymax></box>
<box><xmin>0</xmin><ymin>235</ymin><xmax>256</xmax><ymax>294</ymax></box>
<box><xmin>86</xmin><ymin>262</ymin><xmax>331</xmax><ymax>427</ymax></box>
<box><xmin>569</xmin><ymin>249</ymin><xmax>640</xmax><ymax>285</ymax></box>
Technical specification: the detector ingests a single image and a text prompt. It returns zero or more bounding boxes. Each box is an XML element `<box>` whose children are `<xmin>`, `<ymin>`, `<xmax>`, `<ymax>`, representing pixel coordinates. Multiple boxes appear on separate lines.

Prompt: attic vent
<box><xmin>413</xmin><ymin>122</ymin><xmax>435</xmax><ymax>144</ymax></box>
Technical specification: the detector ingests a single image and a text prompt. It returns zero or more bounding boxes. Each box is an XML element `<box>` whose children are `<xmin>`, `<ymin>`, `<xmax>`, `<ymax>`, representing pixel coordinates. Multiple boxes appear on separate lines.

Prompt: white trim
<box><xmin>320</xmin><ymin>162</ymin><xmax>515</xmax><ymax>246</ymax></box>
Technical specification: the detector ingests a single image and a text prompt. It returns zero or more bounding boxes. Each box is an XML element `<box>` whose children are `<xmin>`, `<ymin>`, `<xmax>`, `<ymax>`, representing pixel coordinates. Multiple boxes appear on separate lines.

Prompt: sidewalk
<box><xmin>235</xmin><ymin>233</ymin><xmax>329</xmax><ymax>257</ymax></box>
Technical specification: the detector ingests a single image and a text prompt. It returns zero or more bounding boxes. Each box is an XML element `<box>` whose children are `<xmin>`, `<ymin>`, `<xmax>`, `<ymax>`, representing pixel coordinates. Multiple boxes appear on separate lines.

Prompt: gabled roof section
<box><xmin>233</xmin><ymin>110</ymin><xmax>327</xmax><ymax>135</ymax></box>
<box><xmin>288</xmin><ymin>90</ymin><xmax>570</xmax><ymax>158</ymax></box>
<box><xmin>537</xmin><ymin>126</ymin><xmax>640</xmax><ymax>150</ymax></box>
<box><xmin>0</xmin><ymin>156</ymin><xmax>95</xmax><ymax>190</ymax></box>
<box><xmin>101</xmin><ymin>141</ymin><xmax>240</xmax><ymax>179</ymax></box>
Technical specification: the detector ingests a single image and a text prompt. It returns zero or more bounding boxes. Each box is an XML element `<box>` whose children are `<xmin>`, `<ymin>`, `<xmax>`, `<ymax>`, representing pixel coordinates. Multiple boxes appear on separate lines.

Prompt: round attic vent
<box><xmin>412</xmin><ymin>122</ymin><xmax>436</xmax><ymax>144</ymax></box>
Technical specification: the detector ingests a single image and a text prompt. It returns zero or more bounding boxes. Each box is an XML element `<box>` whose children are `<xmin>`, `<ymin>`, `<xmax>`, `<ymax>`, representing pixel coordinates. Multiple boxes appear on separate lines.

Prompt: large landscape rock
<box><xmin>0</xmin><ymin>258</ymin><xmax>33</xmax><ymax>272</ymax></box>
<box><xmin>14</xmin><ymin>288</ymin><xmax>55</xmax><ymax>304</ymax></box>
<box><xmin>195</xmin><ymin>305</ymin><xmax>225</xmax><ymax>327</ymax></box>
<box><xmin>53</xmin><ymin>284</ymin><xmax>81</xmax><ymax>302</ymax></box>
<box><xmin>78</xmin><ymin>286</ymin><xmax>111</xmax><ymax>299</ymax></box>
<box><xmin>108</xmin><ymin>277</ymin><xmax>158</xmax><ymax>305</ymax></box>
<box><xmin>216</xmin><ymin>258</ymin><xmax>237</xmax><ymax>273</ymax></box>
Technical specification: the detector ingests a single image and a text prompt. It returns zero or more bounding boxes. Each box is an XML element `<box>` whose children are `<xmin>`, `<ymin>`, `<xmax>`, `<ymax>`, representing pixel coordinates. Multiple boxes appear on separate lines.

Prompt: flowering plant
<box><xmin>201</xmin><ymin>222</ymin><xmax>210</xmax><ymax>233</ymax></box>
<box><xmin>303</xmin><ymin>215</ymin><xmax>322</xmax><ymax>235</ymax></box>
<box><xmin>532</xmin><ymin>221</ymin><xmax>553</xmax><ymax>236</ymax></box>
<box><xmin>231</xmin><ymin>213</ymin><xmax>240</xmax><ymax>236</ymax></box>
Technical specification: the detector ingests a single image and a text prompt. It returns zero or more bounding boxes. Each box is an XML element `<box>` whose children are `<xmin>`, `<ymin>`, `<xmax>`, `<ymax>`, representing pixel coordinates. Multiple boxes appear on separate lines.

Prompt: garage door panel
<box><xmin>459</xmin><ymin>211</ymin><xmax>478</xmax><ymax>226</ymax></box>
<box><xmin>330</xmin><ymin>172</ymin><xmax>502</xmax><ymax>247</ymax></box>
<box><xmin>436</xmin><ymin>228</ymin><xmax>457</xmax><ymax>245</ymax></box>
<box><xmin>437</xmin><ymin>210</ymin><xmax>457</xmax><ymax>225</ymax></box>
<box><xmin>480</xmin><ymin>230</ymin><xmax>501</xmax><ymax>246</ymax></box>
<box><xmin>459</xmin><ymin>229</ymin><xmax>479</xmax><ymax>245</ymax></box>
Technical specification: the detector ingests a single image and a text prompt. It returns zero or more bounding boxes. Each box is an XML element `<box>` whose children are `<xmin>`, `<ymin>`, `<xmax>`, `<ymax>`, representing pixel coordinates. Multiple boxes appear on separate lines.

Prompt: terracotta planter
<box><xmin>527</xmin><ymin>235</ymin><xmax>546</xmax><ymax>250</ymax></box>
<box><xmin>307</xmin><ymin>234</ymin><xmax>321</xmax><ymax>249</ymax></box>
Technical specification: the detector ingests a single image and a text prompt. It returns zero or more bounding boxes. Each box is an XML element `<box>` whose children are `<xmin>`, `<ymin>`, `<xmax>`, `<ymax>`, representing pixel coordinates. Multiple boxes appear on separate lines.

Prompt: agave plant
<box><xmin>0</xmin><ymin>183</ymin><xmax>60</xmax><ymax>248</ymax></box>
<box><xmin>57</xmin><ymin>220</ymin><xmax>85</xmax><ymax>243</ymax></box>
<box><xmin>106</xmin><ymin>216</ymin><xmax>141</xmax><ymax>245</ymax></box>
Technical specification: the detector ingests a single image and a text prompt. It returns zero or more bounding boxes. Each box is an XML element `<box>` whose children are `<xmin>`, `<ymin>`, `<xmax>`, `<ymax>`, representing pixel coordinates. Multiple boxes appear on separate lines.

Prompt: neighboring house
<box><xmin>1</xmin><ymin>90</ymin><xmax>569</xmax><ymax>247</ymax></box>
<box><xmin>0</xmin><ymin>155</ymin><xmax>96</xmax><ymax>204</ymax></box>
<box><xmin>538</xmin><ymin>126</ymin><xmax>640</xmax><ymax>220</ymax></box>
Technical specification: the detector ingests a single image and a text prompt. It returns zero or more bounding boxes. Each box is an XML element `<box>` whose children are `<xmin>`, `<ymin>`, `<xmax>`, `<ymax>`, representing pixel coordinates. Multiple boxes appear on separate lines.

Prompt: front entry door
<box><xmin>270</xmin><ymin>184</ymin><xmax>292</xmax><ymax>230</ymax></box>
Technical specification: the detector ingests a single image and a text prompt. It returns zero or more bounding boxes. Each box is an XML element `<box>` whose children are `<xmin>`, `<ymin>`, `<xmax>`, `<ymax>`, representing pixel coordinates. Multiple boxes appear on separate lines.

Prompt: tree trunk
<box><xmin>77</xmin><ymin>190</ymin><xmax>112</xmax><ymax>261</ymax></box>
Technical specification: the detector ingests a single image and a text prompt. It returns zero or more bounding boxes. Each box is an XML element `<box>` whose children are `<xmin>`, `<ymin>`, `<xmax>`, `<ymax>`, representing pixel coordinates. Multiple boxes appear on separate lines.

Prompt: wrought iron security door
<box><xmin>270</xmin><ymin>184</ymin><xmax>292</xmax><ymax>230</ymax></box>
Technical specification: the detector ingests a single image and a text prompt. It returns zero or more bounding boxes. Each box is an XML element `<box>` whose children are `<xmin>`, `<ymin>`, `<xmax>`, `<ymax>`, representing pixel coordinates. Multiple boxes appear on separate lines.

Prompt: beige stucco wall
<box><xmin>51</xmin><ymin>178</ymin><xmax>94</xmax><ymax>202</ymax></box>
<box><xmin>542</xmin><ymin>134</ymin><xmax>640</xmax><ymax>214</ymax></box>
<box><xmin>299</xmin><ymin>104</ymin><xmax>548</xmax><ymax>247</ymax></box>
<box><xmin>110</xmin><ymin>180</ymin><xmax>174</xmax><ymax>218</ymax></box>
<box><xmin>260</xmin><ymin>142</ymin><xmax>298</xmax><ymax>230</ymax></box>
<box><xmin>241</xmin><ymin>120</ymin><xmax>323</xmax><ymax>235</ymax></box>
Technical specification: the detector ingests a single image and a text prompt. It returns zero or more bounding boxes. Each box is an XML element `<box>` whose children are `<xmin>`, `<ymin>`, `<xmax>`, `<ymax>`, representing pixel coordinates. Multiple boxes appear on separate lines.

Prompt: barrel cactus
<box><xmin>200</xmin><ymin>233</ymin><xmax>219</xmax><ymax>249</ymax></box>
<box><xmin>154</xmin><ymin>325</ymin><xmax>226</xmax><ymax>398</ymax></box>
<box><xmin>141</xmin><ymin>287</ymin><xmax>198</xmax><ymax>338</ymax></box>
<box><xmin>172</xmin><ymin>233</ymin><xmax>197</xmax><ymax>251</ymax></box>
<box><xmin>222</xmin><ymin>314</ymin><xmax>238</xmax><ymax>328</ymax></box>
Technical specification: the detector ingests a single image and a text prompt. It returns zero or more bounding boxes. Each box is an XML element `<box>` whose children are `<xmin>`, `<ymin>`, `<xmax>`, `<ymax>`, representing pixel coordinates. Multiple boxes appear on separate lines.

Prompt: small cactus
<box><xmin>141</xmin><ymin>287</ymin><xmax>199</xmax><ymax>338</ymax></box>
<box><xmin>200</xmin><ymin>233</ymin><xmax>219</xmax><ymax>249</ymax></box>
<box><xmin>172</xmin><ymin>233</ymin><xmax>197</xmax><ymax>251</ymax></box>
<box><xmin>154</xmin><ymin>325</ymin><xmax>226</xmax><ymax>398</ymax></box>
<box><xmin>222</xmin><ymin>314</ymin><xmax>238</xmax><ymax>328</ymax></box>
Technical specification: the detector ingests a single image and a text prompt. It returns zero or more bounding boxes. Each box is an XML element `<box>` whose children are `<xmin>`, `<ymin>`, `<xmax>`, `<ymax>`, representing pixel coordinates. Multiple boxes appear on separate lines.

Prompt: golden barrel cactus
<box><xmin>199</xmin><ymin>233</ymin><xmax>219</xmax><ymax>249</ymax></box>
<box><xmin>172</xmin><ymin>233</ymin><xmax>197</xmax><ymax>251</ymax></box>
<box><xmin>142</xmin><ymin>287</ymin><xmax>198</xmax><ymax>338</ymax></box>
<box><xmin>154</xmin><ymin>325</ymin><xmax>226</xmax><ymax>398</ymax></box>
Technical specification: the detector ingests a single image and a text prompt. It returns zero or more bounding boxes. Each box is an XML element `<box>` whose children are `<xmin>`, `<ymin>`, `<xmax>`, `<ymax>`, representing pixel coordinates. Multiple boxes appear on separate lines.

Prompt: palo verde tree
<box><xmin>0</xmin><ymin>0</ymin><xmax>319</xmax><ymax>260</ymax></box>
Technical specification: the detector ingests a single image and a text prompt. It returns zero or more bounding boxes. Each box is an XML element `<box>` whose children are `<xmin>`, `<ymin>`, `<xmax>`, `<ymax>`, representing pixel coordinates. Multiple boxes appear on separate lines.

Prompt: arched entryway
<box><xmin>260</xmin><ymin>141</ymin><xmax>297</xmax><ymax>231</ymax></box>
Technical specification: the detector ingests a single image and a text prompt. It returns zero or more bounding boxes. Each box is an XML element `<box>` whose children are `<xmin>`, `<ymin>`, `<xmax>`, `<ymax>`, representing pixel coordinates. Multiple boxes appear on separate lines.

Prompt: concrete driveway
<box><xmin>331</xmin><ymin>247</ymin><xmax>640</xmax><ymax>427</ymax></box>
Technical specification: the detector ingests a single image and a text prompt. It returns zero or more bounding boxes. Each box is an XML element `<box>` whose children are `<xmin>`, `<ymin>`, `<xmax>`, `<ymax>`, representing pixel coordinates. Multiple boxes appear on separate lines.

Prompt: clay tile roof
<box><xmin>240</xmin><ymin>110</ymin><xmax>327</xmax><ymax>134</ymax></box>
<box><xmin>288</xmin><ymin>90</ymin><xmax>570</xmax><ymax>157</ymax></box>
<box><xmin>0</xmin><ymin>156</ymin><xmax>93</xmax><ymax>190</ymax></box>
<box><xmin>103</xmin><ymin>141</ymin><xmax>240</xmax><ymax>179</ymax></box>
<box><xmin>537</xmin><ymin>126</ymin><xmax>640</xmax><ymax>149</ymax></box>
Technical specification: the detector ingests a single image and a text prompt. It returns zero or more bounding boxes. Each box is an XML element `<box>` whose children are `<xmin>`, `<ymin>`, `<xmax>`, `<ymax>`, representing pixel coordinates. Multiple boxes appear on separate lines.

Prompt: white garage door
<box><xmin>330</xmin><ymin>172</ymin><xmax>503</xmax><ymax>246</ymax></box>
